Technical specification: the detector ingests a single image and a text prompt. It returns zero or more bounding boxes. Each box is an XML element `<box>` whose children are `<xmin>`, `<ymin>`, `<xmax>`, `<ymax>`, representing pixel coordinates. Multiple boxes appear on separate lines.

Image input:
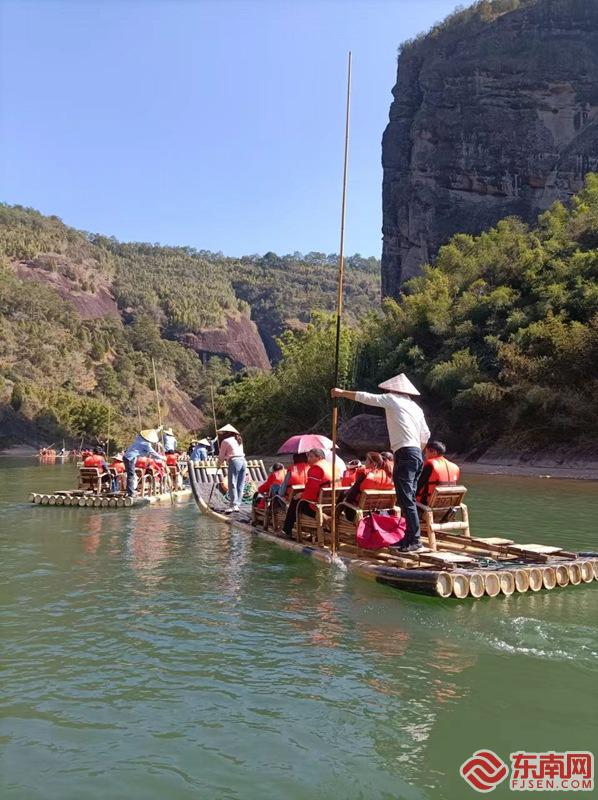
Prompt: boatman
<box><xmin>163</xmin><ymin>427</ymin><xmax>177</xmax><ymax>452</ymax></box>
<box><xmin>123</xmin><ymin>429</ymin><xmax>166</xmax><ymax>497</ymax></box>
<box><xmin>332</xmin><ymin>374</ymin><xmax>430</xmax><ymax>553</ymax></box>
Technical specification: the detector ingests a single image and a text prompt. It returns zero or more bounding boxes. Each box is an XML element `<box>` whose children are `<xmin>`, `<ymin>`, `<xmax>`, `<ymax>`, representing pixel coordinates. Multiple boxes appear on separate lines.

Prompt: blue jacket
<box><xmin>189</xmin><ymin>445</ymin><xmax>208</xmax><ymax>461</ymax></box>
<box><xmin>163</xmin><ymin>434</ymin><xmax>177</xmax><ymax>452</ymax></box>
<box><xmin>124</xmin><ymin>435</ymin><xmax>164</xmax><ymax>461</ymax></box>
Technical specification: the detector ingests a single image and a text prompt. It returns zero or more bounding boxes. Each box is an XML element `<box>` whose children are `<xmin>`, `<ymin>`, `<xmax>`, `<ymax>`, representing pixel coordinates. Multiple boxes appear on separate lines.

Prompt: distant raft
<box><xmin>188</xmin><ymin>462</ymin><xmax>598</xmax><ymax>600</ymax></box>
<box><xmin>29</xmin><ymin>489</ymin><xmax>193</xmax><ymax>508</ymax></box>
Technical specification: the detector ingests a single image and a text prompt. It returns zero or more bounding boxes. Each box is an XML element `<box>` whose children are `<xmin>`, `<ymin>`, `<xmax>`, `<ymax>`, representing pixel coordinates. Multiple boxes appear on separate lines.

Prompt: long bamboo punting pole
<box><xmin>329</xmin><ymin>51</ymin><xmax>352</xmax><ymax>558</ymax></box>
<box><xmin>151</xmin><ymin>357</ymin><xmax>175</xmax><ymax>504</ymax></box>
<box><xmin>106</xmin><ymin>405</ymin><xmax>111</xmax><ymax>458</ymax></box>
<box><xmin>210</xmin><ymin>385</ymin><xmax>218</xmax><ymax>437</ymax></box>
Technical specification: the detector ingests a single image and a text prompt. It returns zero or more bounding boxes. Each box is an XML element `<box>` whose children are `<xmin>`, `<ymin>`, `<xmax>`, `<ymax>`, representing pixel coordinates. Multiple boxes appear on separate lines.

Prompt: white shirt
<box><xmin>355</xmin><ymin>392</ymin><xmax>430</xmax><ymax>452</ymax></box>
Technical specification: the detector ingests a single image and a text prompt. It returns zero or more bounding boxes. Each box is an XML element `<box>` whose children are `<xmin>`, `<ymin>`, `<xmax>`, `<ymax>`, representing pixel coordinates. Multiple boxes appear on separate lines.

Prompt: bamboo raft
<box><xmin>29</xmin><ymin>488</ymin><xmax>193</xmax><ymax>508</ymax></box>
<box><xmin>188</xmin><ymin>461</ymin><xmax>598</xmax><ymax>600</ymax></box>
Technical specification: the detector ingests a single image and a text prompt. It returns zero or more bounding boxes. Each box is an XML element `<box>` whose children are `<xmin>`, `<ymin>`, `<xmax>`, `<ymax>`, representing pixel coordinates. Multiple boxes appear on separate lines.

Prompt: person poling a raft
<box><xmin>331</xmin><ymin>373</ymin><xmax>430</xmax><ymax>553</ymax></box>
<box><xmin>123</xmin><ymin>429</ymin><xmax>166</xmax><ymax>498</ymax></box>
<box><xmin>217</xmin><ymin>424</ymin><xmax>247</xmax><ymax>513</ymax></box>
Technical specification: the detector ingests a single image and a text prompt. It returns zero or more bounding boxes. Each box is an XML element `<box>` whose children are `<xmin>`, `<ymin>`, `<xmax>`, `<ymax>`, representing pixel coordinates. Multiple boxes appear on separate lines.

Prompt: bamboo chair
<box><xmin>109</xmin><ymin>467</ymin><xmax>126</xmax><ymax>493</ymax></box>
<box><xmin>78</xmin><ymin>467</ymin><xmax>106</xmax><ymax>495</ymax></box>
<box><xmin>295</xmin><ymin>486</ymin><xmax>336</xmax><ymax>546</ymax></box>
<box><xmin>334</xmin><ymin>489</ymin><xmax>399</xmax><ymax>549</ymax></box>
<box><xmin>270</xmin><ymin>485</ymin><xmax>305</xmax><ymax>532</ymax></box>
<box><xmin>251</xmin><ymin>495</ymin><xmax>270</xmax><ymax>530</ymax></box>
<box><xmin>417</xmin><ymin>485</ymin><xmax>469</xmax><ymax>552</ymax></box>
<box><xmin>135</xmin><ymin>467</ymin><xmax>154</xmax><ymax>497</ymax></box>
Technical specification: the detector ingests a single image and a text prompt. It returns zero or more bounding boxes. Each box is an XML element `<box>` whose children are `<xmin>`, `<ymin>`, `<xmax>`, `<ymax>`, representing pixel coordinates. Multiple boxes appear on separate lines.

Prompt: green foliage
<box><xmin>359</xmin><ymin>174</ymin><xmax>598</xmax><ymax>449</ymax></box>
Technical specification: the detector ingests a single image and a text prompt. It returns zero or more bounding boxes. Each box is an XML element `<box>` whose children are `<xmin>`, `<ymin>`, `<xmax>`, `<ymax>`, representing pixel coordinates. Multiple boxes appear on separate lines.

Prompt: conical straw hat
<box><xmin>163</xmin><ymin>427</ymin><xmax>174</xmax><ymax>436</ymax></box>
<box><xmin>378</xmin><ymin>373</ymin><xmax>420</xmax><ymax>396</ymax></box>
<box><xmin>197</xmin><ymin>438</ymin><xmax>211</xmax><ymax>446</ymax></box>
<box><xmin>217</xmin><ymin>423</ymin><xmax>239</xmax><ymax>434</ymax></box>
<box><xmin>140</xmin><ymin>428</ymin><xmax>160</xmax><ymax>443</ymax></box>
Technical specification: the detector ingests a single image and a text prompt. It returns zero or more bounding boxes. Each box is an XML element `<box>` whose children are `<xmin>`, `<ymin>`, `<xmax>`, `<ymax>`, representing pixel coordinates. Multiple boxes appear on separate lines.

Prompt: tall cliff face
<box><xmin>382</xmin><ymin>0</ymin><xmax>598</xmax><ymax>296</ymax></box>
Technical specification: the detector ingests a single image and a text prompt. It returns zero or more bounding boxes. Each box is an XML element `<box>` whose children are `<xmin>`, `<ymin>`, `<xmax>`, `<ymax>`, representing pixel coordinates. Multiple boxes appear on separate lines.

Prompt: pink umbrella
<box><xmin>277</xmin><ymin>433</ymin><xmax>334</xmax><ymax>455</ymax></box>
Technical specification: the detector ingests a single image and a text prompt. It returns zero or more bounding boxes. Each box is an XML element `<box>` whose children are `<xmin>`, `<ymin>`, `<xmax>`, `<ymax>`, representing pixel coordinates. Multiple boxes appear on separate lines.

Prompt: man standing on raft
<box><xmin>331</xmin><ymin>374</ymin><xmax>430</xmax><ymax>553</ymax></box>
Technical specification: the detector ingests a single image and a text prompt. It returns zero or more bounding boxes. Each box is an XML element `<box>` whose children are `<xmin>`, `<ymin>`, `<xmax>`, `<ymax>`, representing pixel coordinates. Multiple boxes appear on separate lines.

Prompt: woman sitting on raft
<box><xmin>342</xmin><ymin>451</ymin><xmax>394</xmax><ymax>518</ymax></box>
<box><xmin>253</xmin><ymin>462</ymin><xmax>286</xmax><ymax>509</ymax></box>
<box><xmin>341</xmin><ymin>459</ymin><xmax>362</xmax><ymax>487</ymax></box>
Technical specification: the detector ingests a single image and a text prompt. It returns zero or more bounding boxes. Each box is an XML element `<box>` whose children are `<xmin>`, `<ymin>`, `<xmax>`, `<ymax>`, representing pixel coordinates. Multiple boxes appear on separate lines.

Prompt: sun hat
<box><xmin>140</xmin><ymin>428</ymin><xmax>160</xmax><ymax>444</ymax></box>
<box><xmin>378</xmin><ymin>373</ymin><xmax>420</xmax><ymax>396</ymax></box>
<box><xmin>217</xmin><ymin>423</ymin><xmax>240</xmax><ymax>434</ymax></box>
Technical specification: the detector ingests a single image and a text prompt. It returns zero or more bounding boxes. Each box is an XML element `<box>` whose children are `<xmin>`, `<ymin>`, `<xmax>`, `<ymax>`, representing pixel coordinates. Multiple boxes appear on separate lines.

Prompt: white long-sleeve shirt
<box><xmin>355</xmin><ymin>392</ymin><xmax>430</xmax><ymax>452</ymax></box>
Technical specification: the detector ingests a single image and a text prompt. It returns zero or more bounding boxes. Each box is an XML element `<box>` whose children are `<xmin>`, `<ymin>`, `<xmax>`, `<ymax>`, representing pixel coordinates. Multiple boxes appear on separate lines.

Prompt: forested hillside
<box><xmin>0</xmin><ymin>204</ymin><xmax>380</xmax><ymax>449</ymax></box>
<box><xmin>222</xmin><ymin>176</ymin><xmax>598</xmax><ymax>457</ymax></box>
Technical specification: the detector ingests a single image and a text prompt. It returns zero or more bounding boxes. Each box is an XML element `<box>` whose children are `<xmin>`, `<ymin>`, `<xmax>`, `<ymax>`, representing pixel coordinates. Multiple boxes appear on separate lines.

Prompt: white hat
<box><xmin>140</xmin><ymin>428</ymin><xmax>160</xmax><ymax>443</ymax></box>
<box><xmin>198</xmin><ymin>438</ymin><xmax>211</xmax><ymax>446</ymax></box>
<box><xmin>217</xmin><ymin>423</ymin><xmax>239</xmax><ymax>434</ymax></box>
<box><xmin>378</xmin><ymin>373</ymin><xmax>420</xmax><ymax>396</ymax></box>
<box><xmin>163</xmin><ymin>427</ymin><xmax>174</xmax><ymax>436</ymax></box>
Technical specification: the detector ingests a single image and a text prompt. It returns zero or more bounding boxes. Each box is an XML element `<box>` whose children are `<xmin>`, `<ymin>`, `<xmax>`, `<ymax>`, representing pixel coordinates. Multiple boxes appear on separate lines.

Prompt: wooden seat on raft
<box><xmin>109</xmin><ymin>467</ymin><xmax>126</xmax><ymax>493</ymax></box>
<box><xmin>251</xmin><ymin>495</ymin><xmax>270</xmax><ymax>530</ymax></box>
<box><xmin>269</xmin><ymin>485</ymin><xmax>304</xmax><ymax>532</ymax></box>
<box><xmin>135</xmin><ymin>467</ymin><xmax>154</xmax><ymax>497</ymax></box>
<box><xmin>417</xmin><ymin>485</ymin><xmax>470</xmax><ymax>552</ymax></box>
<box><xmin>78</xmin><ymin>467</ymin><xmax>107</xmax><ymax>495</ymax></box>
<box><xmin>295</xmin><ymin>486</ymin><xmax>337</xmax><ymax>546</ymax></box>
<box><xmin>334</xmin><ymin>489</ymin><xmax>399</xmax><ymax>549</ymax></box>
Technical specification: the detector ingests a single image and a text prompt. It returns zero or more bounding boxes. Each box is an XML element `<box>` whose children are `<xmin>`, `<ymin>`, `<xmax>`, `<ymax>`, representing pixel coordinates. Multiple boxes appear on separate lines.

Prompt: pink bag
<box><xmin>356</xmin><ymin>513</ymin><xmax>406</xmax><ymax>549</ymax></box>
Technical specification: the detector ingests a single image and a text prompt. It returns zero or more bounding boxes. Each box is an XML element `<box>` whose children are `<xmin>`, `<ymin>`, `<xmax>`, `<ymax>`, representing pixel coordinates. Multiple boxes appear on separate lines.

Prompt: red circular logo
<box><xmin>460</xmin><ymin>750</ymin><xmax>509</xmax><ymax>793</ymax></box>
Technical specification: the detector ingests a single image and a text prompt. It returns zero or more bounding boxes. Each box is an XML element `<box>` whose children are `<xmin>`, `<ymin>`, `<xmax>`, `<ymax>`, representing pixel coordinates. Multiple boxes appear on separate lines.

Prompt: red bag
<box><xmin>356</xmin><ymin>513</ymin><xmax>406</xmax><ymax>549</ymax></box>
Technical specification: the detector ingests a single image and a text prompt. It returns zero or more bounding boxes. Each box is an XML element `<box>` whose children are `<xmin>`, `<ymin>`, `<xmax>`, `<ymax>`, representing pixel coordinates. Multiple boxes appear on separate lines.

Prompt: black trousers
<box><xmin>283</xmin><ymin>499</ymin><xmax>315</xmax><ymax>535</ymax></box>
<box><xmin>393</xmin><ymin>446</ymin><xmax>423</xmax><ymax>545</ymax></box>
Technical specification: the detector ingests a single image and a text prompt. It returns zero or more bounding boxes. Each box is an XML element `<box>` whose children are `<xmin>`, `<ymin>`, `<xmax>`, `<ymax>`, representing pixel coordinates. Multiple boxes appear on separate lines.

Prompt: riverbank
<box><xmin>462</xmin><ymin>461</ymin><xmax>598</xmax><ymax>481</ymax></box>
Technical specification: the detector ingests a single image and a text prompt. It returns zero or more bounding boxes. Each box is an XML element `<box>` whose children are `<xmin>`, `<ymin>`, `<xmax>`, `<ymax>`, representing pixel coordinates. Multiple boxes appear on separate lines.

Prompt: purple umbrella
<box><xmin>277</xmin><ymin>434</ymin><xmax>334</xmax><ymax>455</ymax></box>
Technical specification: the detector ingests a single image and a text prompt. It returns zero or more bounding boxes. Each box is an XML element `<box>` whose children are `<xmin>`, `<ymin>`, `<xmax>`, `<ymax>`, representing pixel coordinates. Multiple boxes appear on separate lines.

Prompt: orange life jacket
<box><xmin>258</xmin><ymin>469</ymin><xmax>285</xmax><ymax>496</ymax></box>
<box><xmin>166</xmin><ymin>453</ymin><xmax>179</xmax><ymax>467</ymax></box>
<box><xmin>360</xmin><ymin>468</ymin><xmax>394</xmax><ymax>491</ymax></box>
<box><xmin>83</xmin><ymin>454</ymin><xmax>105</xmax><ymax>469</ymax></box>
<box><xmin>285</xmin><ymin>463</ymin><xmax>310</xmax><ymax>497</ymax></box>
<box><xmin>417</xmin><ymin>456</ymin><xmax>460</xmax><ymax>502</ymax></box>
<box><xmin>111</xmin><ymin>461</ymin><xmax>125</xmax><ymax>474</ymax></box>
<box><xmin>136</xmin><ymin>456</ymin><xmax>149</xmax><ymax>470</ymax></box>
<box><xmin>301</xmin><ymin>459</ymin><xmax>333</xmax><ymax>504</ymax></box>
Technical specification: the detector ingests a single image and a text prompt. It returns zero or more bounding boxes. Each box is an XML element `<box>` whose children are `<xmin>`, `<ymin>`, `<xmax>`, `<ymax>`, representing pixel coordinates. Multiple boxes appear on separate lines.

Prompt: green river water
<box><xmin>1</xmin><ymin>458</ymin><xmax>597</xmax><ymax>800</ymax></box>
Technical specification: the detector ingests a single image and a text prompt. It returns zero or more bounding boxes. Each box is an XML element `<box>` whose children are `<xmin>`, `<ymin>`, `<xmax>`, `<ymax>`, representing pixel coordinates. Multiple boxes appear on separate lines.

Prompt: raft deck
<box><xmin>188</xmin><ymin>461</ymin><xmax>598</xmax><ymax>600</ymax></box>
<box><xmin>29</xmin><ymin>488</ymin><xmax>193</xmax><ymax>508</ymax></box>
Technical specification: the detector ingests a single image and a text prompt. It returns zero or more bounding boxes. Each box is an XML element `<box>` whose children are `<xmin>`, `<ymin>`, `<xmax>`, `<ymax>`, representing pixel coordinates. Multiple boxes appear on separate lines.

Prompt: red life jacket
<box><xmin>361</xmin><ymin>468</ymin><xmax>394</xmax><ymax>491</ymax></box>
<box><xmin>301</xmin><ymin>460</ymin><xmax>333</xmax><ymax>504</ymax></box>
<box><xmin>166</xmin><ymin>453</ymin><xmax>179</xmax><ymax>467</ymax></box>
<box><xmin>83</xmin><ymin>454</ymin><xmax>105</xmax><ymax>469</ymax></box>
<box><xmin>136</xmin><ymin>456</ymin><xmax>149</xmax><ymax>470</ymax></box>
<box><xmin>258</xmin><ymin>469</ymin><xmax>285</xmax><ymax>496</ymax></box>
<box><xmin>417</xmin><ymin>456</ymin><xmax>460</xmax><ymax>502</ymax></box>
<box><xmin>285</xmin><ymin>463</ymin><xmax>310</xmax><ymax>497</ymax></box>
<box><xmin>341</xmin><ymin>468</ymin><xmax>360</xmax><ymax>487</ymax></box>
<box><xmin>111</xmin><ymin>461</ymin><xmax>125</xmax><ymax>474</ymax></box>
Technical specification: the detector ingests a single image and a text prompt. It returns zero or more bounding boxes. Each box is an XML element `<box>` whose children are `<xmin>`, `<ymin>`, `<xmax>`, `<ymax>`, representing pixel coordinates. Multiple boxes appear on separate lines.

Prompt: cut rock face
<box><xmin>382</xmin><ymin>0</ymin><xmax>598</xmax><ymax>296</ymax></box>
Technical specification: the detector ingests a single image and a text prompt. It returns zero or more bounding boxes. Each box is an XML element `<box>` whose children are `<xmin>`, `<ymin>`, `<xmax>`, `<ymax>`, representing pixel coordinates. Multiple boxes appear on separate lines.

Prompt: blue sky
<box><xmin>1</xmin><ymin>0</ymin><xmax>459</xmax><ymax>257</ymax></box>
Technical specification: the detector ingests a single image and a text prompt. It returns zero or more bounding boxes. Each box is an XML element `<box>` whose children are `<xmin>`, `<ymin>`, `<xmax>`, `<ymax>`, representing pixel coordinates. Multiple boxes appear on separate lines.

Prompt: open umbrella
<box><xmin>277</xmin><ymin>434</ymin><xmax>334</xmax><ymax>455</ymax></box>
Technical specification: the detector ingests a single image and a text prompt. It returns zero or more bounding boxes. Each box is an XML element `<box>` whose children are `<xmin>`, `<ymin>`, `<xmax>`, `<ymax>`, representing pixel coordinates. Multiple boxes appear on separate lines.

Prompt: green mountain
<box><xmin>0</xmin><ymin>204</ymin><xmax>380</xmax><ymax>449</ymax></box>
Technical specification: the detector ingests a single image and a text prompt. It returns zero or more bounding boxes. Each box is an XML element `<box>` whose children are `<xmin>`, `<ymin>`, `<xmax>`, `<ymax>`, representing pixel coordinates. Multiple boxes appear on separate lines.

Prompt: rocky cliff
<box><xmin>382</xmin><ymin>0</ymin><xmax>598</xmax><ymax>295</ymax></box>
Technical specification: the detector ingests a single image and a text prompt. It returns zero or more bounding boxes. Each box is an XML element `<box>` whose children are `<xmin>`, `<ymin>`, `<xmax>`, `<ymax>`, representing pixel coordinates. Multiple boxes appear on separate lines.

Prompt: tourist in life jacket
<box><xmin>163</xmin><ymin>427</ymin><xmax>177</xmax><ymax>452</ymax></box>
<box><xmin>83</xmin><ymin>447</ymin><xmax>110</xmax><ymax>489</ymax></box>
<box><xmin>217</xmin><ymin>424</ymin><xmax>246</xmax><ymax>513</ymax></box>
<box><xmin>416</xmin><ymin>440</ymin><xmax>460</xmax><ymax>505</ymax></box>
<box><xmin>341</xmin><ymin>459</ymin><xmax>362</xmax><ymax>487</ymax></box>
<box><xmin>272</xmin><ymin>453</ymin><xmax>310</xmax><ymax>499</ymax></box>
<box><xmin>123</xmin><ymin>429</ymin><xmax>165</xmax><ymax>497</ymax></box>
<box><xmin>253</xmin><ymin>462</ymin><xmax>285</xmax><ymax>509</ymax></box>
<box><xmin>332</xmin><ymin>373</ymin><xmax>430</xmax><ymax>553</ymax></box>
<box><xmin>341</xmin><ymin>452</ymin><xmax>394</xmax><ymax>520</ymax></box>
<box><xmin>110</xmin><ymin>454</ymin><xmax>126</xmax><ymax>492</ymax></box>
<box><xmin>282</xmin><ymin>448</ymin><xmax>333</xmax><ymax>536</ymax></box>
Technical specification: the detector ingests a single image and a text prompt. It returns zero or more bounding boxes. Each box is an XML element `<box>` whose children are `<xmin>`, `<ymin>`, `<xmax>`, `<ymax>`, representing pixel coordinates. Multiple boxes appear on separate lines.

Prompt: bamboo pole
<box><xmin>210</xmin><ymin>384</ymin><xmax>218</xmax><ymax>437</ymax></box>
<box><xmin>514</xmin><ymin>569</ymin><xmax>529</xmax><ymax>593</ymax></box>
<box><xmin>106</xmin><ymin>405</ymin><xmax>111</xmax><ymax>458</ymax></box>
<box><xmin>555</xmin><ymin>564</ymin><xmax>569</xmax><ymax>586</ymax></box>
<box><xmin>330</xmin><ymin>51</ymin><xmax>352</xmax><ymax>558</ymax></box>
<box><xmin>451</xmin><ymin>573</ymin><xmax>469</xmax><ymax>599</ymax></box>
<box><xmin>468</xmin><ymin>573</ymin><xmax>485</xmax><ymax>598</ymax></box>
<box><xmin>483</xmin><ymin>572</ymin><xmax>501</xmax><ymax>597</ymax></box>
<box><xmin>527</xmin><ymin>567</ymin><xmax>543</xmax><ymax>591</ymax></box>
<box><xmin>499</xmin><ymin>571</ymin><xmax>515</xmax><ymax>596</ymax></box>
<box><xmin>151</xmin><ymin>357</ymin><xmax>175</xmax><ymax>505</ymax></box>
<box><xmin>568</xmin><ymin>563</ymin><xmax>581</xmax><ymax>585</ymax></box>
<box><xmin>542</xmin><ymin>566</ymin><xmax>557</xmax><ymax>590</ymax></box>
<box><xmin>580</xmin><ymin>561</ymin><xmax>594</xmax><ymax>583</ymax></box>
